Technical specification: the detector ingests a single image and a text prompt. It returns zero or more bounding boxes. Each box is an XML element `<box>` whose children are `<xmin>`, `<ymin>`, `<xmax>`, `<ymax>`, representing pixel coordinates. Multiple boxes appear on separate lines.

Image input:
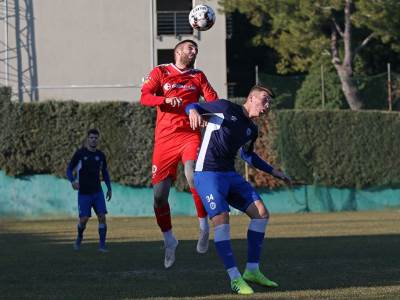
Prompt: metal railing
<box><xmin>157</xmin><ymin>10</ymin><xmax>193</xmax><ymax>36</ymax></box>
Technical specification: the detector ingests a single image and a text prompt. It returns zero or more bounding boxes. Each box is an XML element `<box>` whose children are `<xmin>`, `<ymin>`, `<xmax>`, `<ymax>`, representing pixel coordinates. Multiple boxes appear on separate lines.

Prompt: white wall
<box><xmin>0</xmin><ymin>0</ymin><xmax>226</xmax><ymax>102</ymax></box>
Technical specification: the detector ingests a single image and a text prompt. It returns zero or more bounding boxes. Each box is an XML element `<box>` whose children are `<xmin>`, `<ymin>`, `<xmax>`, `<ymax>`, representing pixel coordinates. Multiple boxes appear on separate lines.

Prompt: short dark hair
<box><xmin>87</xmin><ymin>128</ymin><xmax>100</xmax><ymax>136</ymax></box>
<box><xmin>173</xmin><ymin>39</ymin><xmax>198</xmax><ymax>64</ymax></box>
<box><xmin>174</xmin><ymin>39</ymin><xmax>198</xmax><ymax>52</ymax></box>
<box><xmin>248</xmin><ymin>85</ymin><xmax>275</xmax><ymax>98</ymax></box>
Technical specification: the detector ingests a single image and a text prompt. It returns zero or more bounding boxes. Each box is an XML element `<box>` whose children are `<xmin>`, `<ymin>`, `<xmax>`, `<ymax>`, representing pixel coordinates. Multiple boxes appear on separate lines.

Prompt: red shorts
<box><xmin>151</xmin><ymin>133</ymin><xmax>200</xmax><ymax>185</ymax></box>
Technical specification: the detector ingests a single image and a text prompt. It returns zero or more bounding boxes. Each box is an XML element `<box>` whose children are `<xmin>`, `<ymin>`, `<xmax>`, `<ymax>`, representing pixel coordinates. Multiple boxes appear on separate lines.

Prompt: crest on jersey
<box><xmin>246</xmin><ymin>128</ymin><xmax>252</xmax><ymax>136</ymax></box>
<box><xmin>231</xmin><ymin>116</ymin><xmax>237</xmax><ymax>122</ymax></box>
<box><xmin>142</xmin><ymin>75</ymin><xmax>152</xmax><ymax>86</ymax></box>
<box><xmin>152</xmin><ymin>165</ymin><xmax>157</xmax><ymax>178</ymax></box>
<box><xmin>163</xmin><ymin>83</ymin><xmax>172</xmax><ymax>91</ymax></box>
<box><xmin>95</xmin><ymin>156</ymin><xmax>99</xmax><ymax>161</ymax></box>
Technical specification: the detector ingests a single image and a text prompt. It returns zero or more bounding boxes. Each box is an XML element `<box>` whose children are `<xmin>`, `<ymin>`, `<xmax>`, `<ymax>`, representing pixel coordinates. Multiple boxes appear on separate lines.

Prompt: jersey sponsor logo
<box><xmin>95</xmin><ymin>156</ymin><xmax>100</xmax><ymax>161</ymax></box>
<box><xmin>163</xmin><ymin>82</ymin><xmax>196</xmax><ymax>91</ymax></box>
<box><xmin>246</xmin><ymin>128</ymin><xmax>252</xmax><ymax>136</ymax></box>
<box><xmin>231</xmin><ymin>116</ymin><xmax>237</xmax><ymax>121</ymax></box>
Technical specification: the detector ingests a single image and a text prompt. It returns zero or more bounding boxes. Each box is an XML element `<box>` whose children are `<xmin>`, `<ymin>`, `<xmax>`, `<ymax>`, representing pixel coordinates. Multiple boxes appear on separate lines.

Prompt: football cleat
<box><xmin>196</xmin><ymin>230</ymin><xmax>209</xmax><ymax>254</ymax></box>
<box><xmin>230</xmin><ymin>276</ymin><xmax>254</xmax><ymax>295</ymax></box>
<box><xmin>98</xmin><ymin>247</ymin><xmax>109</xmax><ymax>253</ymax></box>
<box><xmin>164</xmin><ymin>238</ymin><xmax>179</xmax><ymax>269</ymax></box>
<box><xmin>243</xmin><ymin>269</ymin><xmax>279</xmax><ymax>287</ymax></box>
<box><xmin>73</xmin><ymin>237</ymin><xmax>82</xmax><ymax>250</ymax></box>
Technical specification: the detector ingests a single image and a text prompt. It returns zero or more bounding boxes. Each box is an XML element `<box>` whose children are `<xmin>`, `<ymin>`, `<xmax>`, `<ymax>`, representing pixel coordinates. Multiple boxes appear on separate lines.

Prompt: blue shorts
<box><xmin>194</xmin><ymin>171</ymin><xmax>261</xmax><ymax>219</ymax></box>
<box><xmin>78</xmin><ymin>191</ymin><xmax>107</xmax><ymax>218</ymax></box>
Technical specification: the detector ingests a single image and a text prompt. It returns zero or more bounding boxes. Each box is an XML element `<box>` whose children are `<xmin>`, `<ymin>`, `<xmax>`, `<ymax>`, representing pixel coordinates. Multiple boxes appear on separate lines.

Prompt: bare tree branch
<box><xmin>343</xmin><ymin>0</ymin><xmax>352</xmax><ymax>69</ymax></box>
<box><xmin>331</xmin><ymin>17</ymin><xmax>344</xmax><ymax>38</ymax></box>
<box><xmin>353</xmin><ymin>32</ymin><xmax>375</xmax><ymax>58</ymax></box>
<box><xmin>331</xmin><ymin>24</ymin><xmax>341</xmax><ymax>66</ymax></box>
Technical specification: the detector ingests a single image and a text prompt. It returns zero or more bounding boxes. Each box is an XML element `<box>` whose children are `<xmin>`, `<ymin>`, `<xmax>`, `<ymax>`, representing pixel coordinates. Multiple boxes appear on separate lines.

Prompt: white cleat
<box><xmin>164</xmin><ymin>238</ymin><xmax>179</xmax><ymax>269</ymax></box>
<box><xmin>196</xmin><ymin>230</ymin><xmax>209</xmax><ymax>254</ymax></box>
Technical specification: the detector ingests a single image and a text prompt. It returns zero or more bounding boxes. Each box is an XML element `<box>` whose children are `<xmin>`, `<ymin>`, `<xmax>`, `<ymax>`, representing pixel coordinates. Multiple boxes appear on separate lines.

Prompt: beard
<box><xmin>180</xmin><ymin>53</ymin><xmax>196</xmax><ymax>68</ymax></box>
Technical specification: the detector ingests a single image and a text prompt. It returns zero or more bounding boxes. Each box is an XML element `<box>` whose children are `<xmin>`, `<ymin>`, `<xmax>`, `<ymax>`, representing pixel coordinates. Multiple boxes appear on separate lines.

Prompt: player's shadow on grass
<box><xmin>1</xmin><ymin>230</ymin><xmax>400</xmax><ymax>298</ymax></box>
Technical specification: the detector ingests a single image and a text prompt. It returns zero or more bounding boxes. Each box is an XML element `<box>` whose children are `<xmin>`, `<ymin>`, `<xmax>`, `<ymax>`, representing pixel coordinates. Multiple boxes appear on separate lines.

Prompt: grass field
<box><xmin>1</xmin><ymin>211</ymin><xmax>400</xmax><ymax>299</ymax></box>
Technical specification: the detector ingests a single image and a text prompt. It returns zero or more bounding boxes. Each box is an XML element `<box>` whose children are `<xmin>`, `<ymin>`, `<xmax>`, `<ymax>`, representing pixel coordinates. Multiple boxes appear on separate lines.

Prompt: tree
<box><xmin>296</xmin><ymin>56</ymin><xmax>347</xmax><ymax>109</ymax></box>
<box><xmin>219</xmin><ymin>0</ymin><xmax>400</xmax><ymax>110</ymax></box>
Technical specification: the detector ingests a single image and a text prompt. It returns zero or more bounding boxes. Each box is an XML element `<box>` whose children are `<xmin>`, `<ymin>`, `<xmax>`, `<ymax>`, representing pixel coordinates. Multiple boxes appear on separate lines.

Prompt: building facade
<box><xmin>0</xmin><ymin>0</ymin><xmax>227</xmax><ymax>102</ymax></box>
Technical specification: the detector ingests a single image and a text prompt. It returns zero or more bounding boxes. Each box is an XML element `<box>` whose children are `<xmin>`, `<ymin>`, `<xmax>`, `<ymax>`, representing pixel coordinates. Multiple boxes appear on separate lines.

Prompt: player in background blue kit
<box><xmin>185</xmin><ymin>86</ymin><xmax>292</xmax><ymax>295</ymax></box>
<box><xmin>67</xmin><ymin>128</ymin><xmax>112</xmax><ymax>252</ymax></box>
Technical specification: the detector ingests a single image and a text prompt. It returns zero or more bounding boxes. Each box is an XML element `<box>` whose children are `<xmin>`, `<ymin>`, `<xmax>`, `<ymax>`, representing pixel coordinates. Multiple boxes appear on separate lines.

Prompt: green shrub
<box><xmin>1</xmin><ymin>93</ymin><xmax>399</xmax><ymax>189</ymax></box>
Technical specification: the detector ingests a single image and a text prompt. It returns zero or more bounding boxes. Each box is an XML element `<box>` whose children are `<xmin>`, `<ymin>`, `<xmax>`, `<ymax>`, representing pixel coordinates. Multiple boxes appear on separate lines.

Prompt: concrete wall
<box><xmin>0</xmin><ymin>0</ymin><xmax>226</xmax><ymax>102</ymax></box>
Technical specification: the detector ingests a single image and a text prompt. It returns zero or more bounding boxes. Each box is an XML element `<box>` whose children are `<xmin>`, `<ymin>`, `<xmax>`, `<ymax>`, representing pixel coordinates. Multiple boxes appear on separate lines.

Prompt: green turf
<box><xmin>1</xmin><ymin>211</ymin><xmax>400</xmax><ymax>299</ymax></box>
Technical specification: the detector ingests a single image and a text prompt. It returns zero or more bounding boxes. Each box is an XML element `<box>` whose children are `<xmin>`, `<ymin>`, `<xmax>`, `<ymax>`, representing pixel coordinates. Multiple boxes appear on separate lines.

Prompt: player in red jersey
<box><xmin>140</xmin><ymin>39</ymin><xmax>218</xmax><ymax>268</ymax></box>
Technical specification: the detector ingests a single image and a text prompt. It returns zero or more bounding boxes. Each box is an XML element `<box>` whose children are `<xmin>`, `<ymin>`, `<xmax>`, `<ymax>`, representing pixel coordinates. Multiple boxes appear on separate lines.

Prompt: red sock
<box><xmin>190</xmin><ymin>187</ymin><xmax>208</xmax><ymax>218</ymax></box>
<box><xmin>154</xmin><ymin>203</ymin><xmax>172</xmax><ymax>232</ymax></box>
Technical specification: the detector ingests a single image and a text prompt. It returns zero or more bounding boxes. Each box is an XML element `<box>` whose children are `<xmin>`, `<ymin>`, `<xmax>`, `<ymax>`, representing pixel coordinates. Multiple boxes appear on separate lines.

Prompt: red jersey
<box><xmin>140</xmin><ymin>63</ymin><xmax>218</xmax><ymax>141</ymax></box>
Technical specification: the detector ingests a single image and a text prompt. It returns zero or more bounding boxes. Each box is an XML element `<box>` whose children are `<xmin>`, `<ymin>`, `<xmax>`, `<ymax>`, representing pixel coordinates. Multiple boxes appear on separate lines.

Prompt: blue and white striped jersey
<box><xmin>186</xmin><ymin>99</ymin><xmax>262</xmax><ymax>172</ymax></box>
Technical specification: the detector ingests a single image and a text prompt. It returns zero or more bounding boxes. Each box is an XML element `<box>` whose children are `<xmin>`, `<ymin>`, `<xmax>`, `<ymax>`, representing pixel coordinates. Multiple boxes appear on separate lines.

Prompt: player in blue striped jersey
<box><xmin>185</xmin><ymin>86</ymin><xmax>292</xmax><ymax>295</ymax></box>
<box><xmin>66</xmin><ymin>128</ymin><xmax>112</xmax><ymax>252</ymax></box>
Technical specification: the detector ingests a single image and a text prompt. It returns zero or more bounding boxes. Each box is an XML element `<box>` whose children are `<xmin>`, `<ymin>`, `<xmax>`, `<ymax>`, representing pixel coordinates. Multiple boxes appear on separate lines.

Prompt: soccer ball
<box><xmin>189</xmin><ymin>4</ymin><xmax>216</xmax><ymax>31</ymax></box>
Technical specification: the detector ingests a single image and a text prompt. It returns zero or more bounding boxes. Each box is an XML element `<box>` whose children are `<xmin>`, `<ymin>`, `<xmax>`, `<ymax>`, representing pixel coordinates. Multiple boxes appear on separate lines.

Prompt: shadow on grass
<box><xmin>0</xmin><ymin>230</ymin><xmax>399</xmax><ymax>299</ymax></box>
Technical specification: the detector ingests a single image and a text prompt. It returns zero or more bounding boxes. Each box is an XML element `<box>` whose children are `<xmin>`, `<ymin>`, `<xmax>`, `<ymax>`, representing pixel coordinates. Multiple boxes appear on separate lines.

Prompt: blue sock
<box><xmin>247</xmin><ymin>218</ymin><xmax>268</xmax><ymax>268</ymax></box>
<box><xmin>214</xmin><ymin>224</ymin><xmax>240</xmax><ymax>280</ymax></box>
<box><xmin>98</xmin><ymin>223</ymin><xmax>107</xmax><ymax>248</ymax></box>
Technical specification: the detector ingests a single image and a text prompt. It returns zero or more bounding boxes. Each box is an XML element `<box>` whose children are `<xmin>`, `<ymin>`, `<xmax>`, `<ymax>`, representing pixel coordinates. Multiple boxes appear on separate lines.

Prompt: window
<box><xmin>157</xmin><ymin>49</ymin><xmax>174</xmax><ymax>65</ymax></box>
<box><xmin>156</xmin><ymin>0</ymin><xmax>193</xmax><ymax>36</ymax></box>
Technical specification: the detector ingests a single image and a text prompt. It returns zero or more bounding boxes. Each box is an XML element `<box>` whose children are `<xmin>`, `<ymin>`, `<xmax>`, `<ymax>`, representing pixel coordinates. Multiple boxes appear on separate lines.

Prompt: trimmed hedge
<box><xmin>0</xmin><ymin>91</ymin><xmax>155</xmax><ymax>187</ymax></box>
<box><xmin>1</xmin><ymin>90</ymin><xmax>399</xmax><ymax>189</ymax></box>
<box><xmin>274</xmin><ymin>110</ymin><xmax>400</xmax><ymax>188</ymax></box>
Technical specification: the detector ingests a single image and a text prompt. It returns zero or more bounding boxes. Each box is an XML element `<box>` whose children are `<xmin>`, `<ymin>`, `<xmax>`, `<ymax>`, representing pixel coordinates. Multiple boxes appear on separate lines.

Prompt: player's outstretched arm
<box><xmin>270</xmin><ymin>169</ymin><xmax>292</xmax><ymax>186</ymax></box>
<box><xmin>239</xmin><ymin>148</ymin><xmax>292</xmax><ymax>185</ymax></box>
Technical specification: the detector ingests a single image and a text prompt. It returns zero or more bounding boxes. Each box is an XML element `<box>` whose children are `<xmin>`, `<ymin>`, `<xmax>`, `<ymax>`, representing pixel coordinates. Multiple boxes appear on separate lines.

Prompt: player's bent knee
<box><xmin>79</xmin><ymin>217</ymin><xmax>89</xmax><ymax>224</ymax></box>
<box><xmin>211</xmin><ymin>213</ymin><xmax>229</xmax><ymax>227</ymax></box>
<box><xmin>257</xmin><ymin>204</ymin><xmax>270</xmax><ymax>219</ymax></box>
<box><xmin>259</xmin><ymin>209</ymin><xmax>270</xmax><ymax>219</ymax></box>
<box><xmin>246</xmin><ymin>200</ymin><xmax>270</xmax><ymax>219</ymax></box>
<box><xmin>97</xmin><ymin>214</ymin><xmax>106</xmax><ymax>224</ymax></box>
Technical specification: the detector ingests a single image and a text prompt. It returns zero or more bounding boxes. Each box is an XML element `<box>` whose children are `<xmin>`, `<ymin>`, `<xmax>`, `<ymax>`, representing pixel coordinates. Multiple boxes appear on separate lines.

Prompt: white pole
<box><xmin>3</xmin><ymin>0</ymin><xmax>8</xmax><ymax>86</ymax></box>
<box><xmin>150</xmin><ymin>0</ymin><xmax>155</xmax><ymax>68</ymax></box>
<box><xmin>388</xmin><ymin>63</ymin><xmax>392</xmax><ymax>111</ymax></box>
<box><xmin>255</xmin><ymin>64</ymin><xmax>259</xmax><ymax>85</ymax></box>
<box><xmin>245</xmin><ymin>65</ymin><xmax>260</xmax><ymax>182</ymax></box>
<box><xmin>321</xmin><ymin>64</ymin><xmax>325</xmax><ymax>108</ymax></box>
